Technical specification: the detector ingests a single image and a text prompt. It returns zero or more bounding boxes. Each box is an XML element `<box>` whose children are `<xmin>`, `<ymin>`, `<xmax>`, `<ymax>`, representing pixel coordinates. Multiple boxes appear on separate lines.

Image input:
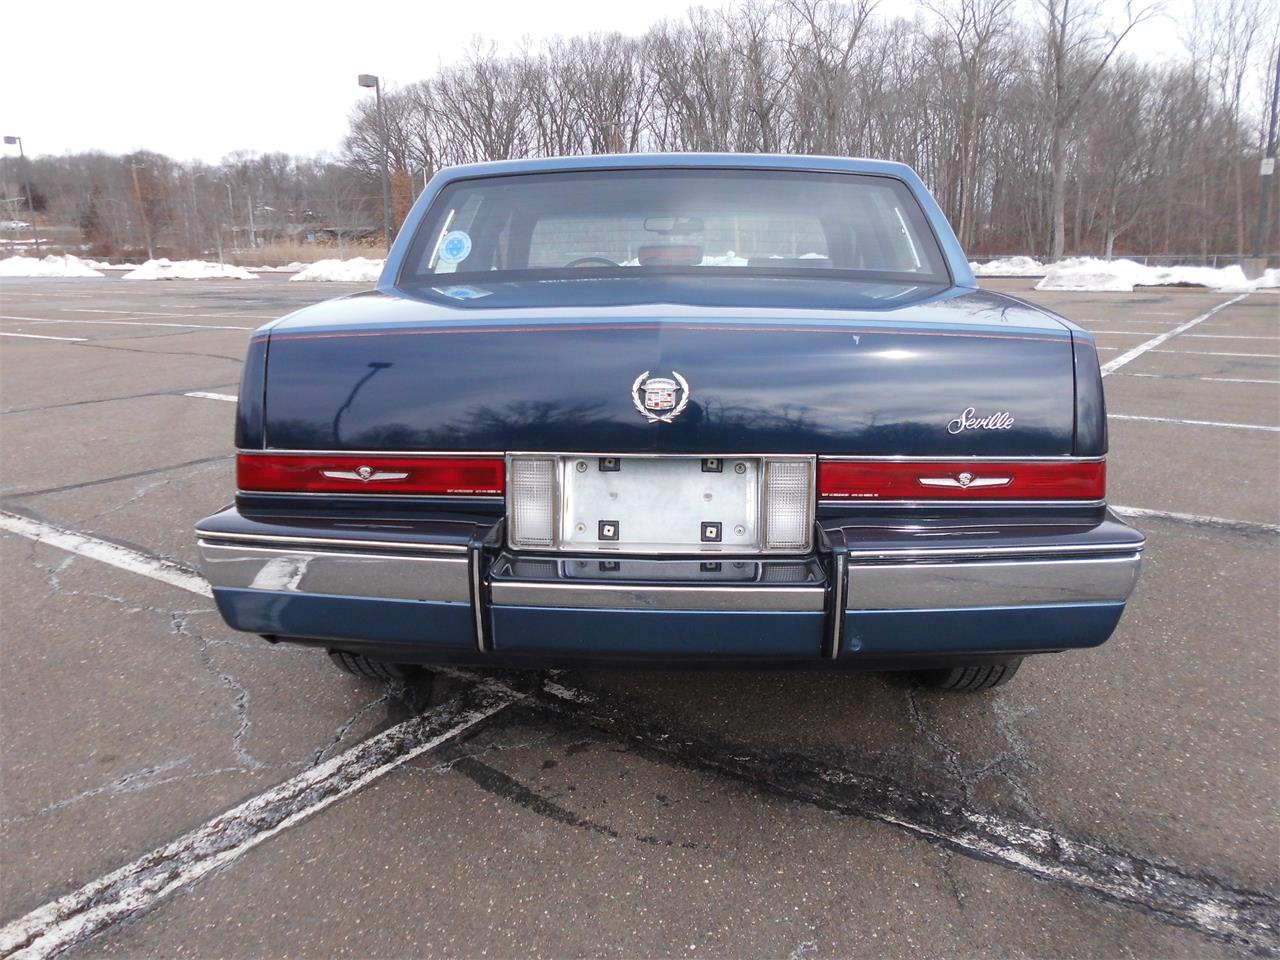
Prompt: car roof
<box><xmin>431</xmin><ymin>153</ymin><xmax>919</xmax><ymax>183</ymax></box>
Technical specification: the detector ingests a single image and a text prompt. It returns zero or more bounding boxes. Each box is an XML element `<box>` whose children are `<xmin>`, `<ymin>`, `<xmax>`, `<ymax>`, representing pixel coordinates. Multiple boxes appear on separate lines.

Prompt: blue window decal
<box><xmin>437</xmin><ymin>230</ymin><xmax>472</xmax><ymax>265</ymax></box>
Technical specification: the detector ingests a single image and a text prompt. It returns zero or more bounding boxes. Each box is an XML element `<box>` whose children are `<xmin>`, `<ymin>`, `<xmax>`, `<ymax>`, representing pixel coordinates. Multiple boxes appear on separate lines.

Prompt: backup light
<box><xmin>509</xmin><ymin>457</ymin><xmax>557</xmax><ymax>547</ymax></box>
<box><xmin>762</xmin><ymin>458</ymin><xmax>814</xmax><ymax>550</ymax></box>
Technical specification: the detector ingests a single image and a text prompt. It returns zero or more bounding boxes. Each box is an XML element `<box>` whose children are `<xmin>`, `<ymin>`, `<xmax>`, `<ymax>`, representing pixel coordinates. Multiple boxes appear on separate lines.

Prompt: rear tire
<box><xmin>326</xmin><ymin>649</ymin><xmax>420</xmax><ymax>682</ymax></box>
<box><xmin>914</xmin><ymin>658</ymin><xmax>1022</xmax><ymax>691</ymax></box>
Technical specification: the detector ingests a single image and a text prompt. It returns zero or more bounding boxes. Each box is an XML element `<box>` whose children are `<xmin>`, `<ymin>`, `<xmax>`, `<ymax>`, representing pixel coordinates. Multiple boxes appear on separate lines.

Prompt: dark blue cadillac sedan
<box><xmin>196</xmin><ymin>154</ymin><xmax>1144</xmax><ymax>692</ymax></box>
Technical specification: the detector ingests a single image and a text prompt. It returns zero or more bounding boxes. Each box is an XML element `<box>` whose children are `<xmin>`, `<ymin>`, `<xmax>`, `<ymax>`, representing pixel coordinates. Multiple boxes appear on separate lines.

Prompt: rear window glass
<box><xmin>400</xmin><ymin>168</ymin><xmax>949</xmax><ymax>285</ymax></box>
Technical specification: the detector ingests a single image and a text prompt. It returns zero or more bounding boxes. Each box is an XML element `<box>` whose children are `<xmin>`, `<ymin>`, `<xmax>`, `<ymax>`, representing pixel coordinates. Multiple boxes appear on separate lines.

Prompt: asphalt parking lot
<box><xmin>1</xmin><ymin>275</ymin><xmax>1277</xmax><ymax>959</ymax></box>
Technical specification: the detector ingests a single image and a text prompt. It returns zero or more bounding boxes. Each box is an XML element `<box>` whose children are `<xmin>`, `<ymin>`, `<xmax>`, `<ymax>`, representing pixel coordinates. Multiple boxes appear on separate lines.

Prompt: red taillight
<box><xmin>816</xmin><ymin>459</ymin><xmax>1105</xmax><ymax>500</ymax></box>
<box><xmin>237</xmin><ymin>454</ymin><xmax>505</xmax><ymax>496</ymax></box>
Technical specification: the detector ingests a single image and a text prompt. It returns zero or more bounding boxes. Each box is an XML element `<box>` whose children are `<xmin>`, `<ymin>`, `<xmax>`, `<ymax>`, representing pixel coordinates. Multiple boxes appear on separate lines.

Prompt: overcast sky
<box><xmin>3</xmin><ymin>0</ymin><xmax>1190</xmax><ymax>164</ymax></box>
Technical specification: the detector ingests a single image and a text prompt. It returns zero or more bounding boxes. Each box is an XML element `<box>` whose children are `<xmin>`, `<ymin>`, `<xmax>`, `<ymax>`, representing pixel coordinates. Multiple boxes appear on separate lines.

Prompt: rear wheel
<box><xmin>914</xmin><ymin>658</ymin><xmax>1022</xmax><ymax>692</ymax></box>
<box><xmin>326</xmin><ymin>649</ymin><xmax>421</xmax><ymax>682</ymax></box>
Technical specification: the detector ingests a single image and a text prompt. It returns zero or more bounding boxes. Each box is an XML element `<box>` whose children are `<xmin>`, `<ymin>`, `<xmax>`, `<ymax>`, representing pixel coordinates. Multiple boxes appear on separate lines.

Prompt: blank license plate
<box><xmin>559</xmin><ymin>457</ymin><xmax>760</xmax><ymax>552</ymax></box>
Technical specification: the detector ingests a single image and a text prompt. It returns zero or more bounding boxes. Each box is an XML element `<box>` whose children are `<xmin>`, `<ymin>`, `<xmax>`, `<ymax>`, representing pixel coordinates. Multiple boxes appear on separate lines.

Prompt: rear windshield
<box><xmin>399</xmin><ymin>168</ymin><xmax>950</xmax><ymax>286</ymax></box>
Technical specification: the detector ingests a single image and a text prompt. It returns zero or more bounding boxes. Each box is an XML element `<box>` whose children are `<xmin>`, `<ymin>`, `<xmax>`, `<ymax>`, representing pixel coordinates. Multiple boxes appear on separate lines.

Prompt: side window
<box><xmin>848</xmin><ymin>186</ymin><xmax>927</xmax><ymax>274</ymax></box>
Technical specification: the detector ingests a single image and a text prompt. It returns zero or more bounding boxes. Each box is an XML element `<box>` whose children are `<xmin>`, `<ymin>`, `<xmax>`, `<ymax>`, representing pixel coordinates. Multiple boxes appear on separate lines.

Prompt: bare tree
<box><xmin>1034</xmin><ymin>0</ymin><xmax>1156</xmax><ymax>258</ymax></box>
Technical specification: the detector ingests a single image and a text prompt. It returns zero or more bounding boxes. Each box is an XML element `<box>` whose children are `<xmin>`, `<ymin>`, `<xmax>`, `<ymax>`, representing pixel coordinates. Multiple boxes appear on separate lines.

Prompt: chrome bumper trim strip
<box><xmin>195</xmin><ymin>530</ymin><xmax>469</xmax><ymax>554</ymax></box>
<box><xmin>846</xmin><ymin>553</ymin><xmax>1142</xmax><ymax>611</ymax></box>
<box><xmin>842</xmin><ymin>541</ymin><xmax>1142</xmax><ymax>560</ymax></box>
<box><xmin>489</xmin><ymin>580</ymin><xmax>827</xmax><ymax>612</ymax></box>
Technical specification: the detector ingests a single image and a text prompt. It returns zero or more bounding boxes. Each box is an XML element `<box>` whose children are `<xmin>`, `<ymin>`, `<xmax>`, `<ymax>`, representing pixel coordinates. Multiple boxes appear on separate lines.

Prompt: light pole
<box><xmin>129</xmin><ymin>160</ymin><xmax>155</xmax><ymax>260</ymax></box>
<box><xmin>358</xmin><ymin>74</ymin><xmax>393</xmax><ymax>249</ymax></box>
<box><xmin>1253</xmin><ymin>46</ymin><xmax>1279</xmax><ymax>259</ymax></box>
<box><xmin>3</xmin><ymin>135</ymin><xmax>42</xmax><ymax>252</ymax></box>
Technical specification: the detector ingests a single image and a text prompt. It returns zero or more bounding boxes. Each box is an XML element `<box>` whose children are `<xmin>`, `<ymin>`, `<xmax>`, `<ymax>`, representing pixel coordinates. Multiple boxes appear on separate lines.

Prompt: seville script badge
<box><xmin>631</xmin><ymin>370</ymin><xmax>690</xmax><ymax>423</ymax></box>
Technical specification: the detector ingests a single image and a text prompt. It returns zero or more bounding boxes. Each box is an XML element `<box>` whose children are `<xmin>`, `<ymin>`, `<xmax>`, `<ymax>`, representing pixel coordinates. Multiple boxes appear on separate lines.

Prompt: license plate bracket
<box><xmin>559</xmin><ymin>456</ymin><xmax>760</xmax><ymax>553</ymax></box>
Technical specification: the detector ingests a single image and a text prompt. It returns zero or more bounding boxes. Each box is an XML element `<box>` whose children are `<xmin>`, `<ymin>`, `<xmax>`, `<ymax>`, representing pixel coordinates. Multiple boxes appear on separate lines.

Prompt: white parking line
<box><xmin>0</xmin><ymin>687</ymin><xmax>517</xmax><ymax>960</ymax></box>
<box><xmin>1149</xmin><ymin>349</ymin><xmax>1280</xmax><ymax>358</ymax></box>
<box><xmin>0</xmin><ymin>511</ymin><xmax>211</xmax><ymax>597</ymax></box>
<box><xmin>1084</xmin><ymin>330</ymin><xmax>1151</xmax><ymax>336</ymax></box>
<box><xmin>64</xmin><ymin>308</ymin><xmax>277</xmax><ymax>321</ymax></box>
<box><xmin>0</xmin><ymin>316</ymin><xmax>252</xmax><ymax>331</ymax></box>
<box><xmin>0</xmin><ymin>317</ymin><xmax>252</xmax><ymax>332</ymax></box>
<box><xmin>1119</xmin><ymin>373</ymin><xmax>1280</xmax><ymax>385</ymax></box>
<box><xmin>1086</xmin><ymin>323</ymin><xmax>1172</xmax><ymax>328</ymax></box>
<box><xmin>0</xmin><ymin>332</ymin><xmax>87</xmax><ymax>342</ymax></box>
<box><xmin>184</xmin><ymin>391</ymin><xmax>238</xmax><ymax>402</ymax></box>
<box><xmin>1182</xmin><ymin>333</ymin><xmax>1278</xmax><ymax>340</ymax></box>
<box><xmin>1100</xmin><ymin>294</ymin><xmax>1250</xmax><ymax>376</ymax></box>
<box><xmin>1109</xmin><ymin>413</ymin><xmax>1279</xmax><ymax>432</ymax></box>
<box><xmin>1112</xmin><ymin>505</ymin><xmax>1280</xmax><ymax>534</ymax></box>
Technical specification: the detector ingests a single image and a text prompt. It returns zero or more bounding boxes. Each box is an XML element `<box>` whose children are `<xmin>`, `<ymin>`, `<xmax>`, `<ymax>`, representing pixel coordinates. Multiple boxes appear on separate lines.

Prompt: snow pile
<box><xmin>701</xmin><ymin>252</ymin><xmax>749</xmax><ymax>266</ymax></box>
<box><xmin>121</xmin><ymin>259</ymin><xmax>256</xmax><ymax>281</ymax></box>
<box><xmin>252</xmin><ymin>261</ymin><xmax>307</xmax><ymax>273</ymax></box>
<box><xmin>970</xmin><ymin>256</ymin><xmax>1046</xmax><ymax>277</ymax></box>
<box><xmin>0</xmin><ymin>254</ymin><xmax>104</xmax><ymax>278</ymax></box>
<box><xmin>289</xmin><ymin>257</ymin><xmax>384</xmax><ymax>282</ymax></box>
<box><xmin>81</xmin><ymin>258</ymin><xmax>132</xmax><ymax>269</ymax></box>
<box><xmin>1035</xmin><ymin>257</ymin><xmax>1260</xmax><ymax>293</ymax></box>
<box><xmin>1254</xmin><ymin>268</ymin><xmax>1280</xmax><ymax>289</ymax></box>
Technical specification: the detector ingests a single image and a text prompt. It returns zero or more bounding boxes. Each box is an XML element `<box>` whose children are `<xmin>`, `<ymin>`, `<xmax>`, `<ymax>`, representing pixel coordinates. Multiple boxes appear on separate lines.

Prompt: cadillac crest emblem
<box><xmin>631</xmin><ymin>370</ymin><xmax>690</xmax><ymax>423</ymax></box>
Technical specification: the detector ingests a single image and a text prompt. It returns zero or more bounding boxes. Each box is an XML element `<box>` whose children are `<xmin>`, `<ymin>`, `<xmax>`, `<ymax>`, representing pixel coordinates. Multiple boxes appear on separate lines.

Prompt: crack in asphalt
<box><xmin>85</xmin><ymin>460</ymin><xmax>227</xmax><ymax>526</ymax></box>
<box><xmin>0</xmin><ymin>684</ymin><xmax>517</xmax><ymax>960</ymax></box>
<box><xmin>1</xmin><ymin>455</ymin><xmax>232</xmax><ymax>500</ymax></box>
<box><xmin>903</xmin><ymin>686</ymin><xmax>971</xmax><ymax>800</ymax></box>
<box><xmin>172</xmin><ymin>612</ymin><xmax>263</xmax><ymax>771</ymax></box>
<box><xmin>515</xmin><ymin>675</ymin><xmax>1280</xmax><ymax>956</ymax></box>
<box><xmin>68</xmin><ymin>340</ymin><xmax>244</xmax><ymax>364</ymax></box>
<box><xmin>27</xmin><ymin>547</ymin><xmax>264</xmax><ymax>776</ymax></box>
<box><xmin>308</xmin><ymin>693</ymin><xmax>395</xmax><ymax>768</ymax></box>
<box><xmin>2</xmin><ymin>385</ymin><xmax>240</xmax><ymax>415</ymax></box>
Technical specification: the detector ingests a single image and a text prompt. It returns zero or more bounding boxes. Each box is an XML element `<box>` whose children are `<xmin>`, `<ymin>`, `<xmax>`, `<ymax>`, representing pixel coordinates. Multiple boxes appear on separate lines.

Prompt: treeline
<box><xmin>4</xmin><ymin>0</ymin><xmax>1277</xmax><ymax>262</ymax></box>
<box><xmin>2</xmin><ymin>151</ymin><xmax>383</xmax><ymax>262</ymax></box>
<box><xmin>345</xmin><ymin>0</ymin><xmax>1280</xmax><ymax>259</ymax></box>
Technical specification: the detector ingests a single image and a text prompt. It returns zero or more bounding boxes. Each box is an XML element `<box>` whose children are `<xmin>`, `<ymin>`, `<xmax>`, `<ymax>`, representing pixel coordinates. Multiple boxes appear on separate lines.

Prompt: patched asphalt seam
<box><xmin>451</xmin><ymin>755</ymin><xmax>621</xmax><ymax>839</ymax></box>
<box><xmin>523</xmin><ymin>677</ymin><xmax>1280</xmax><ymax>956</ymax></box>
<box><xmin>434</xmin><ymin>724</ymin><xmax>701</xmax><ymax>849</ymax></box>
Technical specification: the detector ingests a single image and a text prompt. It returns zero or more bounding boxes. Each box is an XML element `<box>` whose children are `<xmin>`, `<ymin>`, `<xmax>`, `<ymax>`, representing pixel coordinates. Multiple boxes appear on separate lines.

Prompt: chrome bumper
<box><xmin>196</xmin><ymin>508</ymin><xmax>1144</xmax><ymax>659</ymax></box>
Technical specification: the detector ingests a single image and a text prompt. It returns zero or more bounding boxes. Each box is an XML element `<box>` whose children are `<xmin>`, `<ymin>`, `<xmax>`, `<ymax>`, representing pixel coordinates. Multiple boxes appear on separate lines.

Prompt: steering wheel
<box><xmin>564</xmin><ymin>256</ymin><xmax>620</xmax><ymax>269</ymax></box>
